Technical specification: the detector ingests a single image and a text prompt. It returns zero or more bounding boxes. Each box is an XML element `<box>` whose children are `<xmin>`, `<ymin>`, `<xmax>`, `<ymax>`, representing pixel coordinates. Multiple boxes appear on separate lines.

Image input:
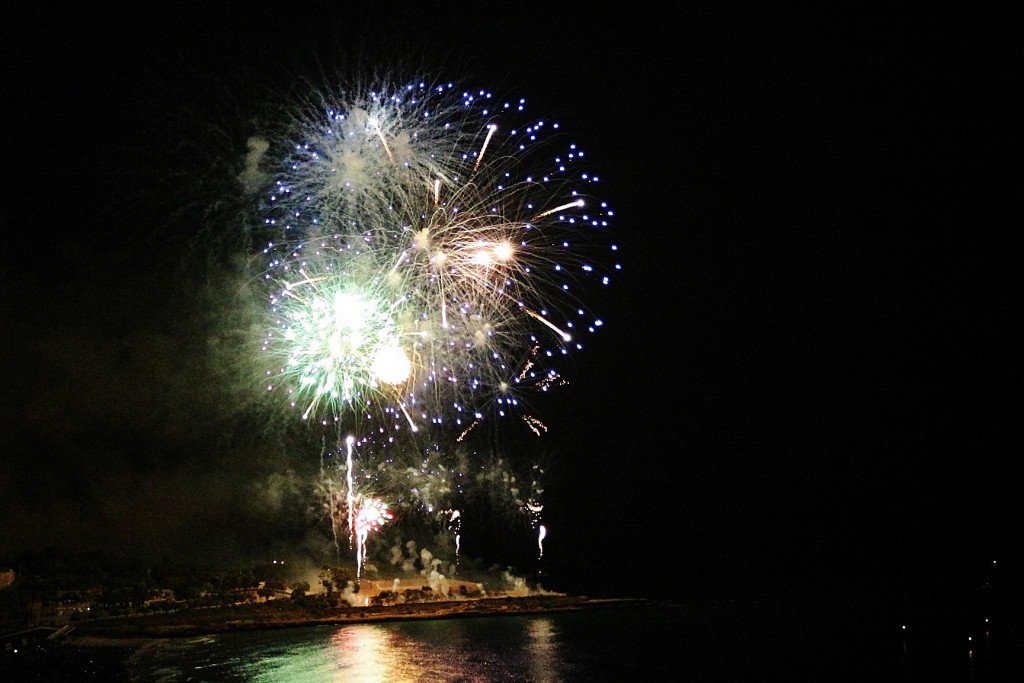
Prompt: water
<box><xmin>124</xmin><ymin>599</ymin><xmax>1016</xmax><ymax>682</ymax></box>
<box><xmin>125</xmin><ymin>604</ymin><xmax>686</xmax><ymax>682</ymax></box>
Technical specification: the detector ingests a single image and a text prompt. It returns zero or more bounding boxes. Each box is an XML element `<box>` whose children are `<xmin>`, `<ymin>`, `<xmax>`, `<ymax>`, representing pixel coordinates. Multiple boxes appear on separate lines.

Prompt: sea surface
<box><xmin>122</xmin><ymin>597</ymin><xmax>1017</xmax><ymax>682</ymax></box>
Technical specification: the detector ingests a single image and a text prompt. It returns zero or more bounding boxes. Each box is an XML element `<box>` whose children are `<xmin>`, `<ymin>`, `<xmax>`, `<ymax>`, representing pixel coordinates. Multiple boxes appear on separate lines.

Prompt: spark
<box><xmin>523</xmin><ymin>307</ymin><xmax>572</xmax><ymax>342</ymax></box>
<box><xmin>369</xmin><ymin>118</ymin><xmax>394</xmax><ymax>161</ymax></box>
<box><xmin>473</xmin><ymin>124</ymin><xmax>497</xmax><ymax>172</ymax></box>
<box><xmin>532</xmin><ymin>198</ymin><xmax>585</xmax><ymax>221</ymax></box>
<box><xmin>457</xmin><ymin>421</ymin><xmax>479</xmax><ymax>441</ymax></box>
<box><xmin>522</xmin><ymin>415</ymin><xmax>547</xmax><ymax>436</ymax></box>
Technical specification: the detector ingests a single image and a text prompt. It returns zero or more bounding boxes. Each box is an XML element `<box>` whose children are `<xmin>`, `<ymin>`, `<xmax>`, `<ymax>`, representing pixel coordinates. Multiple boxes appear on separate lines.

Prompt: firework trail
<box><xmin>247</xmin><ymin>74</ymin><xmax>617</xmax><ymax>569</ymax></box>
<box><xmin>448</xmin><ymin>509</ymin><xmax>462</xmax><ymax>562</ymax></box>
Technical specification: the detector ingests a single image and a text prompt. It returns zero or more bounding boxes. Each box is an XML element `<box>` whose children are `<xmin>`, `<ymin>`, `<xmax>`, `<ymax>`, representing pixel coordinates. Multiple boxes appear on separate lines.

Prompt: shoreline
<box><xmin>61</xmin><ymin>594</ymin><xmax>661</xmax><ymax>643</ymax></box>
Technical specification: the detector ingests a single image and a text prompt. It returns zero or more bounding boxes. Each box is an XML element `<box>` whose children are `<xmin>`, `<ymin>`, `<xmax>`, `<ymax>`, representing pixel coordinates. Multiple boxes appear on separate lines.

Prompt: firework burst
<box><xmin>257</xmin><ymin>77</ymin><xmax>615</xmax><ymax>428</ymax></box>
<box><xmin>353</xmin><ymin>497</ymin><xmax>394</xmax><ymax>579</ymax></box>
<box><xmin>246</xmin><ymin>72</ymin><xmax>616</xmax><ymax>568</ymax></box>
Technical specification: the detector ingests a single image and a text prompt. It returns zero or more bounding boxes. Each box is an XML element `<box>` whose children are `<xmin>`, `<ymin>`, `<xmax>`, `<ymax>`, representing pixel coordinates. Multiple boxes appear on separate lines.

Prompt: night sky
<box><xmin>2</xmin><ymin>6</ymin><xmax>1018</xmax><ymax>601</ymax></box>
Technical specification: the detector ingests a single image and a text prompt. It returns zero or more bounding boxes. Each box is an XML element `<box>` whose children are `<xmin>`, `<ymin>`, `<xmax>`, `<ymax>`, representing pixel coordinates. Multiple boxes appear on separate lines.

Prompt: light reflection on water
<box><xmin>125</xmin><ymin>601</ymin><xmax>1006</xmax><ymax>682</ymax></box>
<box><xmin>527</xmin><ymin>618</ymin><xmax>558</xmax><ymax>681</ymax></box>
<box><xmin>131</xmin><ymin>613</ymin><xmax>575</xmax><ymax>682</ymax></box>
<box><xmin>324</xmin><ymin>625</ymin><xmax>395</xmax><ymax>681</ymax></box>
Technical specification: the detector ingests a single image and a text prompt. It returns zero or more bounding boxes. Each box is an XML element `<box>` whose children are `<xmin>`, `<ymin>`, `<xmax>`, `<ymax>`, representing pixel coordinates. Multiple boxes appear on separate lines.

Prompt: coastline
<box><xmin>62</xmin><ymin>594</ymin><xmax>659</xmax><ymax>642</ymax></box>
<box><xmin>2</xmin><ymin>595</ymin><xmax>662</xmax><ymax>680</ymax></box>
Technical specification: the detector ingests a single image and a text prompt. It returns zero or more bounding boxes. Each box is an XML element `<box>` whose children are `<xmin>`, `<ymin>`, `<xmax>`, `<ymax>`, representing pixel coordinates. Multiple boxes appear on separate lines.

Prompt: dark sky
<box><xmin>2</xmin><ymin>6</ymin><xmax>1018</xmax><ymax>600</ymax></box>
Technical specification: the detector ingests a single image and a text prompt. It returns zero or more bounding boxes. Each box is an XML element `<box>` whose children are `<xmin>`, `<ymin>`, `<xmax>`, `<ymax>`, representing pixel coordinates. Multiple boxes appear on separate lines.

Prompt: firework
<box><xmin>262</xmin><ymin>258</ymin><xmax>411</xmax><ymax>422</ymax></box>
<box><xmin>246</xmin><ymin>73</ymin><xmax>616</xmax><ymax>569</ymax></box>
<box><xmin>256</xmin><ymin>77</ymin><xmax>616</xmax><ymax>432</ymax></box>
<box><xmin>353</xmin><ymin>497</ymin><xmax>394</xmax><ymax>579</ymax></box>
